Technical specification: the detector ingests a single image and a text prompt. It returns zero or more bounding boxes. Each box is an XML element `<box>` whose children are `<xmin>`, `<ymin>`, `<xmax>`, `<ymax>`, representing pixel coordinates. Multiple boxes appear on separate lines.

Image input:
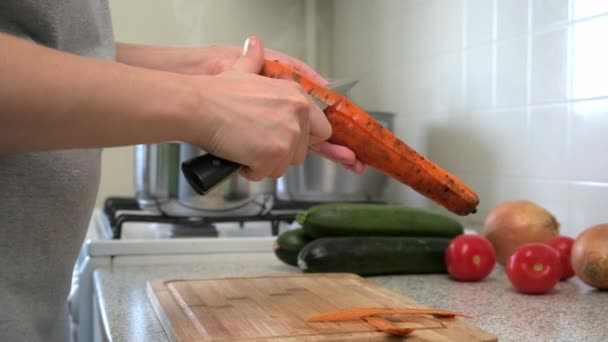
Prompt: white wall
<box><xmin>97</xmin><ymin>0</ymin><xmax>310</xmax><ymax>207</ymax></box>
<box><xmin>332</xmin><ymin>0</ymin><xmax>608</xmax><ymax>237</ymax></box>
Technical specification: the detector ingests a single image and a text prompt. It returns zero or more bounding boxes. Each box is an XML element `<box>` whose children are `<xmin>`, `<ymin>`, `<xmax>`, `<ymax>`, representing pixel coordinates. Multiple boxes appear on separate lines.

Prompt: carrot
<box><xmin>306</xmin><ymin>307</ymin><xmax>471</xmax><ymax>322</ymax></box>
<box><xmin>362</xmin><ymin>316</ymin><xmax>415</xmax><ymax>336</ymax></box>
<box><xmin>261</xmin><ymin>59</ymin><xmax>479</xmax><ymax>216</ymax></box>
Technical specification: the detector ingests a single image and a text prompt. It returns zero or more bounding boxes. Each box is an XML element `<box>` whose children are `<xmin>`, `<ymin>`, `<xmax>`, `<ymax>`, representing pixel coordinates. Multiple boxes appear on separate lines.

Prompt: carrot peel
<box><xmin>362</xmin><ymin>316</ymin><xmax>415</xmax><ymax>336</ymax></box>
<box><xmin>306</xmin><ymin>307</ymin><xmax>472</xmax><ymax>322</ymax></box>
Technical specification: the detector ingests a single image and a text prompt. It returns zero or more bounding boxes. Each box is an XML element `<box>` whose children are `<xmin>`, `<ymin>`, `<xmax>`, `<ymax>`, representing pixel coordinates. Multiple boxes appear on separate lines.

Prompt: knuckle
<box><xmin>265</xmin><ymin>140</ymin><xmax>290</xmax><ymax>160</ymax></box>
<box><xmin>285</xmin><ymin>121</ymin><xmax>301</xmax><ymax>137</ymax></box>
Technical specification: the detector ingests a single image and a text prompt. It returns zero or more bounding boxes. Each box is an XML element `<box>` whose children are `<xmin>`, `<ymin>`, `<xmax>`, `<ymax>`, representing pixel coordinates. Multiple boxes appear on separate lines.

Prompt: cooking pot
<box><xmin>134</xmin><ymin>143</ymin><xmax>274</xmax><ymax>217</ymax></box>
<box><xmin>276</xmin><ymin>111</ymin><xmax>395</xmax><ymax>203</ymax></box>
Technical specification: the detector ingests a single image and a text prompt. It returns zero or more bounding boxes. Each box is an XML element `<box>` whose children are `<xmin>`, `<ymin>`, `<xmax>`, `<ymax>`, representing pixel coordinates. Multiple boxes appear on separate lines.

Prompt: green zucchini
<box><xmin>297</xmin><ymin>203</ymin><xmax>463</xmax><ymax>238</ymax></box>
<box><xmin>273</xmin><ymin>228</ymin><xmax>315</xmax><ymax>266</ymax></box>
<box><xmin>297</xmin><ymin>236</ymin><xmax>450</xmax><ymax>276</ymax></box>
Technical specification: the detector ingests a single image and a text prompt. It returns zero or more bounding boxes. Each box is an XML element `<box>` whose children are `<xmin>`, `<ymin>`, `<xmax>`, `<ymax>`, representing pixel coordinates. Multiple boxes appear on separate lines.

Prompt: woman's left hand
<box><xmin>195</xmin><ymin>42</ymin><xmax>365</xmax><ymax>174</ymax></box>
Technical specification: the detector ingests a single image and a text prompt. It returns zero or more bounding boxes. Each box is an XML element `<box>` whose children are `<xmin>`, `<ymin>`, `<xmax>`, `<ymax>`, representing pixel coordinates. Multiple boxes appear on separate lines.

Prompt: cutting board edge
<box><xmin>148</xmin><ymin>272</ymin><xmax>364</xmax><ymax>286</ymax></box>
<box><xmin>147</xmin><ymin>281</ymin><xmax>184</xmax><ymax>342</ymax></box>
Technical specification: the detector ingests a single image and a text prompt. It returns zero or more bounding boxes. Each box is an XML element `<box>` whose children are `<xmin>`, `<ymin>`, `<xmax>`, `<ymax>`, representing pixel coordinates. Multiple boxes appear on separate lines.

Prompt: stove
<box><xmin>101</xmin><ymin>196</ymin><xmax>307</xmax><ymax>239</ymax></box>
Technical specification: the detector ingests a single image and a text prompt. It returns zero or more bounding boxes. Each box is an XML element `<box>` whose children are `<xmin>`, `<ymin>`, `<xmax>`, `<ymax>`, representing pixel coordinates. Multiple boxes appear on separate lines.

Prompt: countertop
<box><xmin>93</xmin><ymin>252</ymin><xmax>607</xmax><ymax>342</ymax></box>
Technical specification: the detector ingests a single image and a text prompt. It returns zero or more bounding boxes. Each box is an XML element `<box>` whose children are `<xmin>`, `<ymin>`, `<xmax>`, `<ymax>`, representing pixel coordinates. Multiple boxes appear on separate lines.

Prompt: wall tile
<box><xmin>435</xmin><ymin>0</ymin><xmax>464</xmax><ymax>52</ymax></box>
<box><xmin>530</xmin><ymin>27</ymin><xmax>569</xmax><ymax>103</ymax></box>
<box><xmin>573</xmin><ymin>0</ymin><xmax>608</xmax><ymax>20</ymax></box>
<box><xmin>569</xmin><ymin>99</ymin><xmax>608</xmax><ymax>183</ymax></box>
<box><xmin>427</xmin><ymin>113</ymin><xmax>473</xmax><ymax>175</ymax></box>
<box><xmin>334</xmin><ymin>0</ymin><xmax>608</xmax><ymax>231</ymax></box>
<box><xmin>532</xmin><ymin>0</ymin><xmax>570</xmax><ymax>31</ymax></box>
<box><xmin>496</xmin><ymin>38</ymin><xmax>528</xmax><ymax>107</ymax></box>
<box><xmin>403</xmin><ymin>1</ymin><xmax>438</xmax><ymax>60</ymax></box>
<box><xmin>466</xmin><ymin>0</ymin><xmax>494</xmax><ymax>47</ymax></box>
<box><xmin>567</xmin><ymin>182</ymin><xmax>608</xmax><ymax>237</ymax></box>
<box><xmin>572</xmin><ymin>16</ymin><xmax>608</xmax><ymax>99</ymax></box>
<box><xmin>332</xmin><ymin>0</ymin><xmax>395</xmax><ymax>110</ymax></box>
<box><xmin>452</xmin><ymin>175</ymin><xmax>569</xmax><ymax>228</ymax></box>
<box><xmin>494</xmin><ymin>178</ymin><xmax>569</xmax><ymax>221</ymax></box>
<box><xmin>466</xmin><ymin>45</ymin><xmax>494</xmax><ymax>108</ymax></box>
<box><xmin>402</xmin><ymin>60</ymin><xmax>439</xmax><ymax>117</ymax></box>
<box><xmin>526</xmin><ymin>104</ymin><xmax>569</xmax><ymax>179</ymax></box>
<box><xmin>469</xmin><ymin>109</ymin><xmax>529</xmax><ymax>177</ymax></box>
<box><xmin>436</xmin><ymin>52</ymin><xmax>464</xmax><ymax>112</ymax></box>
<box><xmin>497</xmin><ymin>0</ymin><xmax>530</xmax><ymax>40</ymax></box>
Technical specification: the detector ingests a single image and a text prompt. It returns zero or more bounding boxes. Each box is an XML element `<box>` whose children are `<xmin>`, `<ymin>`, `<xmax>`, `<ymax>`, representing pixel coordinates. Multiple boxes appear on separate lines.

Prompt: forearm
<box><xmin>0</xmin><ymin>33</ymin><xmax>199</xmax><ymax>154</ymax></box>
<box><xmin>116</xmin><ymin>42</ymin><xmax>208</xmax><ymax>74</ymax></box>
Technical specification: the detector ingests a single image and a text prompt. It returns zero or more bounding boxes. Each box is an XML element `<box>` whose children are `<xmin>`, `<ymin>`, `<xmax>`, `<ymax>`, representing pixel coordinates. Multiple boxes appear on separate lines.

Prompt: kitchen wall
<box><xmin>331</xmin><ymin>0</ymin><xmax>608</xmax><ymax>237</ymax></box>
<box><xmin>97</xmin><ymin>0</ymin><xmax>313</xmax><ymax>207</ymax></box>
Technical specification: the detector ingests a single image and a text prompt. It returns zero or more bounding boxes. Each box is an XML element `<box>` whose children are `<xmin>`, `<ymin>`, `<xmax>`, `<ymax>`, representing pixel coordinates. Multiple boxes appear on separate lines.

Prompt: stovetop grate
<box><xmin>102</xmin><ymin>197</ymin><xmax>301</xmax><ymax>239</ymax></box>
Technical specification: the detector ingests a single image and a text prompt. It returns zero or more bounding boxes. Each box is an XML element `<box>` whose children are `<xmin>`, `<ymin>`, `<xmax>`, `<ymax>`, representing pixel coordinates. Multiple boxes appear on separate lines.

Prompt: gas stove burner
<box><xmin>102</xmin><ymin>197</ymin><xmax>300</xmax><ymax>239</ymax></box>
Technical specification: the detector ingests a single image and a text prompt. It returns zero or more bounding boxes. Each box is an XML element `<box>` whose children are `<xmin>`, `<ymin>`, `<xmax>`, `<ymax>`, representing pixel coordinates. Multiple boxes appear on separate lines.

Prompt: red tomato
<box><xmin>445</xmin><ymin>234</ymin><xmax>496</xmax><ymax>281</ymax></box>
<box><xmin>506</xmin><ymin>243</ymin><xmax>561</xmax><ymax>294</ymax></box>
<box><xmin>544</xmin><ymin>236</ymin><xmax>575</xmax><ymax>280</ymax></box>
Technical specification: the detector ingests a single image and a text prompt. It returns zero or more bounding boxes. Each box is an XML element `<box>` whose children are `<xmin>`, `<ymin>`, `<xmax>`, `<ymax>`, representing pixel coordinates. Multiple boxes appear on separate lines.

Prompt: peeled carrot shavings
<box><xmin>306</xmin><ymin>307</ymin><xmax>471</xmax><ymax>322</ymax></box>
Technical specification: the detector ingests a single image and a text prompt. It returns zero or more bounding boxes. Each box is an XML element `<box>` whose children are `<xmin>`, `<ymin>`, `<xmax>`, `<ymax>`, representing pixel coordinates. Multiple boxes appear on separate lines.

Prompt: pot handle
<box><xmin>181</xmin><ymin>154</ymin><xmax>241</xmax><ymax>195</ymax></box>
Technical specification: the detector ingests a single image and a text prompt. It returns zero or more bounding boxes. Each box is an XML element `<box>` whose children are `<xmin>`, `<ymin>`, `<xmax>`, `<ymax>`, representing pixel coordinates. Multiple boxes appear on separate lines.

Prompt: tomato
<box><xmin>506</xmin><ymin>243</ymin><xmax>561</xmax><ymax>294</ymax></box>
<box><xmin>445</xmin><ymin>234</ymin><xmax>496</xmax><ymax>281</ymax></box>
<box><xmin>544</xmin><ymin>236</ymin><xmax>575</xmax><ymax>280</ymax></box>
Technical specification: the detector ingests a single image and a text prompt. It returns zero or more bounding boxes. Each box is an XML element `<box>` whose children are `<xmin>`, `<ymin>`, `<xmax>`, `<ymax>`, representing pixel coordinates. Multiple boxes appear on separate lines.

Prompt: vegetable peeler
<box><xmin>181</xmin><ymin>79</ymin><xmax>359</xmax><ymax>195</ymax></box>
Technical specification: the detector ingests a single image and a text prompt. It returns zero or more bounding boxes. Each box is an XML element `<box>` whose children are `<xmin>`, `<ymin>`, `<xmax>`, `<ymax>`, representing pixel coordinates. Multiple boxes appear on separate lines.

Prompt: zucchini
<box><xmin>297</xmin><ymin>203</ymin><xmax>463</xmax><ymax>238</ymax></box>
<box><xmin>273</xmin><ymin>228</ymin><xmax>315</xmax><ymax>266</ymax></box>
<box><xmin>297</xmin><ymin>236</ymin><xmax>450</xmax><ymax>276</ymax></box>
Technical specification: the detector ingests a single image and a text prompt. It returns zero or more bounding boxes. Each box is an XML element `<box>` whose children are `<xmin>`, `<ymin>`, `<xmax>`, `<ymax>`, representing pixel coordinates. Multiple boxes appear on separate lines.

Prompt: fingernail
<box><xmin>243</xmin><ymin>35</ymin><xmax>258</xmax><ymax>55</ymax></box>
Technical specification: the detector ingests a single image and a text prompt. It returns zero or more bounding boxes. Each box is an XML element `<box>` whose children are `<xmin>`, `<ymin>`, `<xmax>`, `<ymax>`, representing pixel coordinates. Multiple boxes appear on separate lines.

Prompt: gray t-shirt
<box><xmin>0</xmin><ymin>1</ymin><xmax>115</xmax><ymax>341</ymax></box>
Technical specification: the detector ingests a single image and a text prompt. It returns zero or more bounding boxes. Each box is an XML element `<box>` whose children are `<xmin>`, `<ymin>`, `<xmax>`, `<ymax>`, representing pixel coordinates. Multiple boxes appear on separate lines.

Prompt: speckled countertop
<box><xmin>93</xmin><ymin>252</ymin><xmax>607</xmax><ymax>342</ymax></box>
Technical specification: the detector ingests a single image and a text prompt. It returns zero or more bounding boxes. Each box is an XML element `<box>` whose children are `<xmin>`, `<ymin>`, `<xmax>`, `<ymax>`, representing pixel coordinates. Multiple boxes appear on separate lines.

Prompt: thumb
<box><xmin>231</xmin><ymin>35</ymin><xmax>264</xmax><ymax>74</ymax></box>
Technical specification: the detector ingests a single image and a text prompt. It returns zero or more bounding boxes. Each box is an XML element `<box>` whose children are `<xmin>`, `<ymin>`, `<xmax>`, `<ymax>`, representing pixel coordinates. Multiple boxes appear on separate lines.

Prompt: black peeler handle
<box><xmin>181</xmin><ymin>154</ymin><xmax>242</xmax><ymax>195</ymax></box>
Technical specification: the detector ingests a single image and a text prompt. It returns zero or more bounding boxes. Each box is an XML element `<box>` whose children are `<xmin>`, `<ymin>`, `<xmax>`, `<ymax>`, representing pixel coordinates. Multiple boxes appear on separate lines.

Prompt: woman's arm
<box><xmin>115</xmin><ymin>41</ymin><xmax>328</xmax><ymax>83</ymax></box>
<box><xmin>114</xmin><ymin>41</ymin><xmax>365</xmax><ymax>173</ymax></box>
<box><xmin>0</xmin><ymin>33</ymin><xmax>196</xmax><ymax>153</ymax></box>
<box><xmin>0</xmin><ymin>34</ymin><xmax>332</xmax><ymax>179</ymax></box>
<box><xmin>115</xmin><ymin>42</ymin><xmax>206</xmax><ymax>75</ymax></box>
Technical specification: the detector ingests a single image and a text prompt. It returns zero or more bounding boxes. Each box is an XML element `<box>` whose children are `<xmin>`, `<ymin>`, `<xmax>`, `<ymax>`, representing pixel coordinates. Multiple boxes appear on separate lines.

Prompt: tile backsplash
<box><xmin>331</xmin><ymin>0</ymin><xmax>608</xmax><ymax>237</ymax></box>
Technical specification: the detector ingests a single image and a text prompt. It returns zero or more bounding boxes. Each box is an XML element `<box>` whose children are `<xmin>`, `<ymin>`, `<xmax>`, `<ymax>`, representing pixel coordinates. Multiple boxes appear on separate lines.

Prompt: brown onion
<box><xmin>481</xmin><ymin>200</ymin><xmax>559</xmax><ymax>264</ymax></box>
<box><xmin>571</xmin><ymin>224</ymin><xmax>608</xmax><ymax>290</ymax></box>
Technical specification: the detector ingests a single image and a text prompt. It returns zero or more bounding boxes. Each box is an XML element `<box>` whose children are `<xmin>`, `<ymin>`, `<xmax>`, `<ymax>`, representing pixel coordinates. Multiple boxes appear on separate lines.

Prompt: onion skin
<box><xmin>481</xmin><ymin>200</ymin><xmax>559</xmax><ymax>265</ymax></box>
<box><xmin>571</xmin><ymin>224</ymin><xmax>608</xmax><ymax>290</ymax></box>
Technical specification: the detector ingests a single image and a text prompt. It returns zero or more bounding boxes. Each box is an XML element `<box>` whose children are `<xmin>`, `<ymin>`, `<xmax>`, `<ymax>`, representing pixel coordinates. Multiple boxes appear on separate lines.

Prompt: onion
<box><xmin>481</xmin><ymin>200</ymin><xmax>559</xmax><ymax>265</ymax></box>
<box><xmin>571</xmin><ymin>224</ymin><xmax>608</xmax><ymax>290</ymax></box>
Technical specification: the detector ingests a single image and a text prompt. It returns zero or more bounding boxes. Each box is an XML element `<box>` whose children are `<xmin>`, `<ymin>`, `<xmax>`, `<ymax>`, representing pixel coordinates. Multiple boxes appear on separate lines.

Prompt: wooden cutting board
<box><xmin>147</xmin><ymin>273</ymin><xmax>497</xmax><ymax>341</ymax></box>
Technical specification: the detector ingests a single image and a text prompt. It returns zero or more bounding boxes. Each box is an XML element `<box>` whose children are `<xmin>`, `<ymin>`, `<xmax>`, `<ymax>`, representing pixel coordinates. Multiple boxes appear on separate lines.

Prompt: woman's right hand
<box><xmin>183</xmin><ymin>36</ymin><xmax>331</xmax><ymax>181</ymax></box>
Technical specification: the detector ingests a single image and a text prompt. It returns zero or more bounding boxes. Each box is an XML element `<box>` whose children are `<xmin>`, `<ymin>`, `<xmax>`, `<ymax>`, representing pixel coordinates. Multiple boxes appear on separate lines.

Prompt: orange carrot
<box><xmin>306</xmin><ymin>307</ymin><xmax>471</xmax><ymax>322</ymax></box>
<box><xmin>362</xmin><ymin>316</ymin><xmax>415</xmax><ymax>336</ymax></box>
<box><xmin>261</xmin><ymin>59</ymin><xmax>479</xmax><ymax>216</ymax></box>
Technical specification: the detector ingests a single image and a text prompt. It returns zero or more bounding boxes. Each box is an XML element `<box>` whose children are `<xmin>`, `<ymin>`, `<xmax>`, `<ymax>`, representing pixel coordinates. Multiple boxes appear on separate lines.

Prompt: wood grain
<box><xmin>147</xmin><ymin>273</ymin><xmax>497</xmax><ymax>341</ymax></box>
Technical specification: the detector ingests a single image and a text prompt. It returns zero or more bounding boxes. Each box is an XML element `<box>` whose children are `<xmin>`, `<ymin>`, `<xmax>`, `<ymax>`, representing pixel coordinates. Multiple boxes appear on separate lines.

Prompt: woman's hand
<box><xmin>184</xmin><ymin>36</ymin><xmax>332</xmax><ymax>181</ymax></box>
<box><xmin>190</xmin><ymin>40</ymin><xmax>365</xmax><ymax>174</ymax></box>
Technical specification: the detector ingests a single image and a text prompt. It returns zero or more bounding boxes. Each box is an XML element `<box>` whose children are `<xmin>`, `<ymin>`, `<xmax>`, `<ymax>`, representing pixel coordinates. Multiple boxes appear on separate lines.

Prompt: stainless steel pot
<box><xmin>134</xmin><ymin>143</ymin><xmax>275</xmax><ymax>217</ymax></box>
<box><xmin>276</xmin><ymin>111</ymin><xmax>395</xmax><ymax>203</ymax></box>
